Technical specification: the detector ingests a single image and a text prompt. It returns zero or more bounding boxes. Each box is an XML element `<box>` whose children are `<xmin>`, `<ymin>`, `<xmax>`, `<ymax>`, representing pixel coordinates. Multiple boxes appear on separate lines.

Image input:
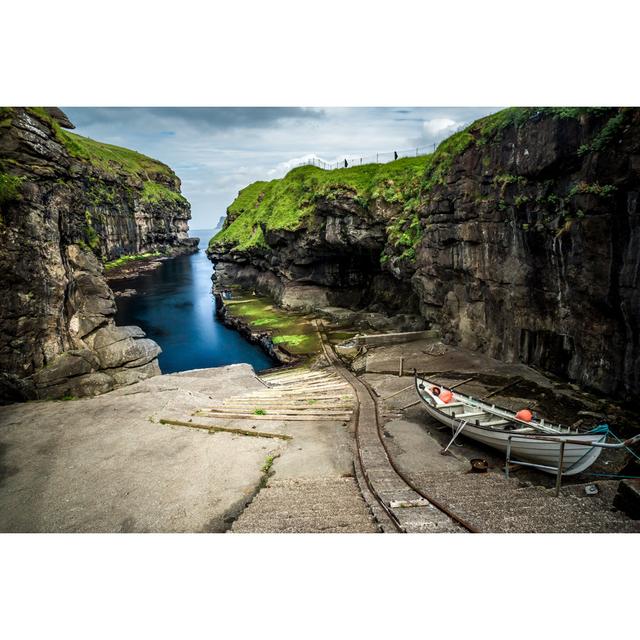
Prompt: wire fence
<box><xmin>293</xmin><ymin>143</ymin><xmax>438</xmax><ymax>171</ymax></box>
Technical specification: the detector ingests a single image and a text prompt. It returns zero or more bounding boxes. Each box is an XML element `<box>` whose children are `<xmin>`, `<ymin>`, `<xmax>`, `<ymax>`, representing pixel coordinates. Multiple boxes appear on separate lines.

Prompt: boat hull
<box><xmin>416</xmin><ymin>378</ymin><xmax>606</xmax><ymax>476</ymax></box>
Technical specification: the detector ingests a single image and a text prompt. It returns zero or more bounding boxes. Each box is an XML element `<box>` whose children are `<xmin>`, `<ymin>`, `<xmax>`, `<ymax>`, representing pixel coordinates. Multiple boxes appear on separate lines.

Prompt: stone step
<box><xmin>405</xmin><ymin>470</ymin><xmax>639</xmax><ymax>533</ymax></box>
<box><xmin>231</xmin><ymin>477</ymin><xmax>378</xmax><ymax>533</ymax></box>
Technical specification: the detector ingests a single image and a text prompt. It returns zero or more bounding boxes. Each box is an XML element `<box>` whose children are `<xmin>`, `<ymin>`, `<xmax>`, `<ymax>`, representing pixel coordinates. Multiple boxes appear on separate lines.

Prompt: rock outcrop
<box><xmin>209</xmin><ymin>108</ymin><xmax>640</xmax><ymax>400</ymax></box>
<box><xmin>0</xmin><ymin>107</ymin><xmax>196</xmax><ymax>402</ymax></box>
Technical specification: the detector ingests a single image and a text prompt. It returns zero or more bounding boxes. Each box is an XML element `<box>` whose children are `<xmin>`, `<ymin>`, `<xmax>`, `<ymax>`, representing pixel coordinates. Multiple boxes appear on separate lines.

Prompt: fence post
<box><xmin>554</xmin><ymin>442</ymin><xmax>566</xmax><ymax>497</ymax></box>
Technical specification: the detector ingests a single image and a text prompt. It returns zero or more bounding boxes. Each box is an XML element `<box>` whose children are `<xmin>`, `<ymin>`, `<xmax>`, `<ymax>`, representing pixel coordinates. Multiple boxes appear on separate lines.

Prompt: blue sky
<box><xmin>63</xmin><ymin>107</ymin><xmax>500</xmax><ymax>229</ymax></box>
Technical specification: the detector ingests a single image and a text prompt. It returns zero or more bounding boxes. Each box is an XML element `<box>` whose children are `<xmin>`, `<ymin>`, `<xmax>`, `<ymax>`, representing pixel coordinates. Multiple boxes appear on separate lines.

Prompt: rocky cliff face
<box><xmin>0</xmin><ymin>107</ymin><xmax>198</xmax><ymax>402</ymax></box>
<box><xmin>209</xmin><ymin>108</ymin><xmax>640</xmax><ymax>400</ymax></box>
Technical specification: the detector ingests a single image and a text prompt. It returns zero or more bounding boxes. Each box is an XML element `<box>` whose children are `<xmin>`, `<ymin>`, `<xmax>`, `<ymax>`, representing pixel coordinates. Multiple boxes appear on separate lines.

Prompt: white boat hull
<box><xmin>416</xmin><ymin>377</ymin><xmax>606</xmax><ymax>476</ymax></box>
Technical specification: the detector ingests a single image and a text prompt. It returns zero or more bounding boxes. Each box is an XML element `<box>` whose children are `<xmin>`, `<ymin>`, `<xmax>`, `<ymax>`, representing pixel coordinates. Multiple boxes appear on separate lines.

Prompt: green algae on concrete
<box><xmin>222</xmin><ymin>293</ymin><xmax>320</xmax><ymax>356</ymax></box>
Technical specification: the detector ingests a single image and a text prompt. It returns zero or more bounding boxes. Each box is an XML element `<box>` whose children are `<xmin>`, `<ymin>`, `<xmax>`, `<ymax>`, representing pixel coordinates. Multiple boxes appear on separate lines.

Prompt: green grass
<box><xmin>578</xmin><ymin>111</ymin><xmax>628</xmax><ymax>156</ymax></box>
<box><xmin>472</xmin><ymin>107</ymin><xmax>616</xmax><ymax>145</ymax></box>
<box><xmin>0</xmin><ymin>172</ymin><xmax>25</xmax><ymax>205</ymax></box>
<box><xmin>22</xmin><ymin>108</ymin><xmax>186</xmax><ymax>206</ymax></box>
<box><xmin>261</xmin><ymin>455</ymin><xmax>276</xmax><ymax>473</ymax></box>
<box><xmin>567</xmin><ymin>182</ymin><xmax>617</xmax><ymax>198</ymax></box>
<box><xmin>141</xmin><ymin>180</ymin><xmax>188</xmax><ymax>204</ymax></box>
<box><xmin>210</xmin><ymin>157</ymin><xmax>431</xmax><ymax>251</ymax></box>
<box><xmin>84</xmin><ymin>210</ymin><xmax>101</xmax><ymax>251</ymax></box>
<box><xmin>103</xmin><ymin>251</ymin><xmax>162</xmax><ymax>270</ymax></box>
<box><xmin>58</xmin><ymin>129</ymin><xmax>175</xmax><ymax>181</ymax></box>
<box><xmin>253</xmin><ymin>408</ymin><xmax>267</xmax><ymax>415</ymax></box>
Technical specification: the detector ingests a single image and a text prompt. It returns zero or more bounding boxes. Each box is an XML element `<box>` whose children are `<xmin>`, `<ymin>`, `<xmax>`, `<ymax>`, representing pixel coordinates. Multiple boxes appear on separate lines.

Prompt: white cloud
<box><xmin>422</xmin><ymin>117</ymin><xmax>462</xmax><ymax>138</ymax></box>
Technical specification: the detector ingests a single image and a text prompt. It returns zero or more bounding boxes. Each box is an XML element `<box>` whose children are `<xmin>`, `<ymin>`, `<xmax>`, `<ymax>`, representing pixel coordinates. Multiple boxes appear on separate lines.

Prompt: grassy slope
<box><xmin>211</xmin><ymin>156</ymin><xmax>431</xmax><ymax>251</ymax></box>
<box><xmin>210</xmin><ymin>107</ymin><xmax>621</xmax><ymax>255</ymax></box>
<box><xmin>25</xmin><ymin>108</ymin><xmax>187</xmax><ymax>205</ymax></box>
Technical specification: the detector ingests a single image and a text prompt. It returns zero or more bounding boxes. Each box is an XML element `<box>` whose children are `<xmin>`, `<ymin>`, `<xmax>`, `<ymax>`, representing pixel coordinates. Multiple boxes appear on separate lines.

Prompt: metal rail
<box><xmin>315</xmin><ymin>320</ymin><xmax>478</xmax><ymax>533</ymax></box>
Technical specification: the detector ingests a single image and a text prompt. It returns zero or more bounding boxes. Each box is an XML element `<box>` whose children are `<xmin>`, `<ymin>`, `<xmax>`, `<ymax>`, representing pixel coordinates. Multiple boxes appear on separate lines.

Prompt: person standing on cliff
<box><xmin>344</xmin><ymin>159</ymin><xmax>348</xmax><ymax>168</ymax></box>
<box><xmin>394</xmin><ymin>151</ymin><xmax>398</xmax><ymax>160</ymax></box>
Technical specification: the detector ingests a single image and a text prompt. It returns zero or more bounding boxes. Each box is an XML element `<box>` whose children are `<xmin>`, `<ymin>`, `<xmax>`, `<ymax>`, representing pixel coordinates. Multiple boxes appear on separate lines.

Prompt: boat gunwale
<box><xmin>414</xmin><ymin>374</ymin><xmax>604</xmax><ymax>441</ymax></box>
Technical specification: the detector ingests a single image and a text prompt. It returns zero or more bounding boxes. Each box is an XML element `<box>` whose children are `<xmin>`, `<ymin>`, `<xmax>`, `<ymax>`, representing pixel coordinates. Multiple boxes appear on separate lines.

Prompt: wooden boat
<box><xmin>414</xmin><ymin>374</ymin><xmax>610</xmax><ymax>476</ymax></box>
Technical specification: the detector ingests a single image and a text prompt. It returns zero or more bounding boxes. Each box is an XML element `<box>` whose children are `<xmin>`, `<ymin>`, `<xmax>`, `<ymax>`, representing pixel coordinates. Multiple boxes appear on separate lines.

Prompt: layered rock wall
<box><xmin>0</xmin><ymin>108</ymin><xmax>196</xmax><ymax>402</ymax></box>
<box><xmin>209</xmin><ymin>108</ymin><xmax>640</xmax><ymax>399</ymax></box>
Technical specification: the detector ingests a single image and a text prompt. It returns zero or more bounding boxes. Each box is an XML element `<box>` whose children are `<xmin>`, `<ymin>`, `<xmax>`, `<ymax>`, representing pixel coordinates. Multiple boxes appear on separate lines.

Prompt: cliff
<box><xmin>0</xmin><ymin>107</ymin><xmax>198</xmax><ymax>402</ymax></box>
<box><xmin>208</xmin><ymin>108</ymin><xmax>640</xmax><ymax>400</ymax></box>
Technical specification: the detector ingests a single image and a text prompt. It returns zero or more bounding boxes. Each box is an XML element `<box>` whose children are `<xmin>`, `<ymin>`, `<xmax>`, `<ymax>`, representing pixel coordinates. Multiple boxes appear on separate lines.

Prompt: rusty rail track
<box><xmin>315</xmin><ymin>320</ymin><xmax>478</xmax><ymax>533</ymax></box>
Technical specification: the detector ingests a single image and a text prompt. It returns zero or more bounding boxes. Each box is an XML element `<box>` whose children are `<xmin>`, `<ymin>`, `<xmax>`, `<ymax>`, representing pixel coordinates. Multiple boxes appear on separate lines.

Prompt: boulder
<box><xmin>88</xmin><ymin>325</ymin><xmax>146</xmax><ymax>350</ymax></box>
<box><xmin>39</xmin><ymin>372</ymin><xmax>115</xmax><ymax>400</ymax></box>
<box><xmin>109</xmin><ymin>361</ymin><xmax>161</xmax><ymax>386</ymax></box>
<box><xmin>42</xmin><ymin>107</ymin><xmax>75</xmax><ymax>129</ymax></box>
<box><xmin>32</xmin><ymin>349</ymin><xmax>100</xmax><ymax>387</ymax></box>
<box><xmin>95</xmin><ymin>337</ymin><xmax>161</xmax><ymax>369</ymax></box>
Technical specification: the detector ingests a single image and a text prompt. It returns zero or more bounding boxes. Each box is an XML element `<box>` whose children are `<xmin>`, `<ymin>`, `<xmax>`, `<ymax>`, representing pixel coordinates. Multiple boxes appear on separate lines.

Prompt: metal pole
<box><xmin>555</xmin><ymin>441</ymin><xmax>565</xmax><ymax>497</ymax></box>
<box><xmin>506</xmin><ymin>437</ymin><xmax>512</xmax><ymax>479</ymax></box>
<box><xmin>399</xmin><ymin>357</ymin><xmax>404</xmax><ymax>377</ymax></box>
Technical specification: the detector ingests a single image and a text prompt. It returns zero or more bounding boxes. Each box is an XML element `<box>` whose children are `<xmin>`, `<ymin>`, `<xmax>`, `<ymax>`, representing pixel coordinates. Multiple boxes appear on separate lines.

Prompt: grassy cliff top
<box><xmin>211</xmin><ymin>155</ymin><xmax>432</xmax><ymax>251</ymax></box>
<box><xmin>61</xmin><ymin>130</ymin><xmax>175</xmax><ymax>181</ymax></box>
<box><xmin>16</xmin><ymin>108</ymin><xmax>187</xmax><ymax>204</ymax></box>
<box><xmin>210</xmin><ymin>107</ymin><xmax>622</xmax><ymax>253</ymax></box>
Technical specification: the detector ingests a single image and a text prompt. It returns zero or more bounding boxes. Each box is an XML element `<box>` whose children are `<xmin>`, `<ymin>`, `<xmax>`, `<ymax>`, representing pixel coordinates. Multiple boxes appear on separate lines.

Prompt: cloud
<box><xmin>65</xmin><ymin>107</ymin><xmax>325</xmax><ymax>134</ymax></box>
<box><xmin>422</xmin><ymin>117</ymin><xmax>461</xmax><ymax>138</ymax></box>
<box><xmin>62</xmin><ymin>106</ymin><xmax>502</xmax><ymax>228</ymax></box>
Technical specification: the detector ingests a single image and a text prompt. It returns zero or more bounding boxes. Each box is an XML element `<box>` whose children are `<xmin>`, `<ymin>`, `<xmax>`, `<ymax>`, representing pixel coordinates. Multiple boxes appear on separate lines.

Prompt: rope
<box><xmin>608</xmin><ymin>427</ymin><xmax>640</xmax><ymax>462</ymax></box>
<box><xmin>584</xmin><ymin>472</ymin><xmax>640</xmax><ymax>479</ymax></box>
<box><xmin>577</xmin><ymin>427</ymin><xmax>640</xmax><ymax>479</ymax></box>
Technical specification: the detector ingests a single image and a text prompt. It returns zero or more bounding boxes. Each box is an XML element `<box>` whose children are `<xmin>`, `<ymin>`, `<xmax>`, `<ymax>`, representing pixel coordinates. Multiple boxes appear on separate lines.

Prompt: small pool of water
<box><xmin>111</xmin><ymin>230</ymin><xmax>275</xmax><ymax>374</ymax></box>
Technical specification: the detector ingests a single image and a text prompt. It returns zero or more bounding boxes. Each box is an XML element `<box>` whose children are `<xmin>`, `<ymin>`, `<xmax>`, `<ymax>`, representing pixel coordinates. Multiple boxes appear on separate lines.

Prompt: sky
<box><xmin>63</xmin><ymin>107</ymin><xmax>501</xmax><ymax>230</ymax></box>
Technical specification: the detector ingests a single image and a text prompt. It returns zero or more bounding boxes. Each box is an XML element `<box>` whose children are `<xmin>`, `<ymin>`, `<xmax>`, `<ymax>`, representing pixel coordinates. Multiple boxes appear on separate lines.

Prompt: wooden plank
<box><xmin>193</xmin><ymin>411</ymin><xmax>350</xmax><ymax>422</ymax></box>
<box><xmin>267</xmin><ymin>376</ymin><xmax>339</xmax><ymax>386</ymax></box>
<box><xmin>202</xmin><ymin>408</ymin><xmax>353</xmax><ymax>418</ymax></box>
<box><xmin>482</xmin><ymin>377</ymin><xmax>522</xmax><ymax>400</ymax></box>
<box><xmin>449</xmin><ymin>377</ymin><xmax>476</xmax><ymax>390</ymax></box>
<box><xmin>210</xmin><ymin>406</ymin><xmax>353</xmax><ymax>416</ymax></box>
<box><xmin>158</xmin><ymin>418</ymin><xmax>293</xmax><ymax>440</ymax></box>
<box><xmin>263</xmin><ymin>382</ymin><xmax>350</xmax><ymax>392</ymax></box>
<box><xmin>381</xmin><ymin>384</ymin><xmax>414</xmax><ymax>401</ymax></box>
<box><xmin>220</xmin><ymin>403</ymin><xmax>353</xmax><ymax>410</ymax></box>
<box><xmin>242</xmin><ymin>391</ymin><xmax>352</xmax><ymax>399</ymax></box>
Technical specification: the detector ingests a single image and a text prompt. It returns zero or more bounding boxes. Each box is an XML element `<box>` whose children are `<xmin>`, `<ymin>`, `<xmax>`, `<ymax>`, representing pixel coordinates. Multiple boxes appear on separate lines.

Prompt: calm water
<box><xmin>112</xmin><ymin>229</ymin><xmax>275</xmax><ymax>374</ymax></box>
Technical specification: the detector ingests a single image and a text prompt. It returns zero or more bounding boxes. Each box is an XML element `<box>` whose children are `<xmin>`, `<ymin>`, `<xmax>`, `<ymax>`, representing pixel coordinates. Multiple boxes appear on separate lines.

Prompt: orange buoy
<box><xmin>515</xmin><ymin>409</ymin><xmax>533</xmax><ymax>422</ymax></box>
<box><xmin>440</xmin><ymin>389</ymin><xmax>453</xmax><ymax>404</ymax></box>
